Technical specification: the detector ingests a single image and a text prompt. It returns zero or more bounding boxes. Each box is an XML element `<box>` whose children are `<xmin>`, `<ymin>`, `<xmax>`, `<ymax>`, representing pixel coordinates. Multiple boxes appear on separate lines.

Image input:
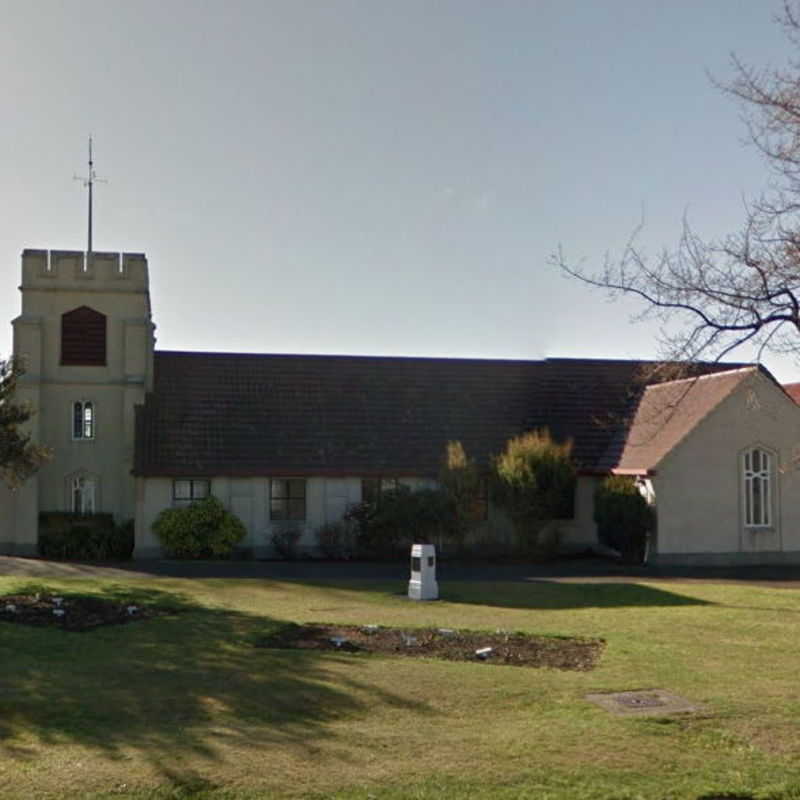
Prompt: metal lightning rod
<box><xmin>74</xmin><ymin>137</ymin><xmax>107</xmax><ymax>264</ymax></box>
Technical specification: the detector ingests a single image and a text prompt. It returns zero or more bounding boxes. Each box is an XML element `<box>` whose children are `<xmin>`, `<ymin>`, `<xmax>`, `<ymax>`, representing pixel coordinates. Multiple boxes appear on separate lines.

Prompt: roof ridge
<box><xmin>644</xmin><ymin>365</ymin><xmax>757</xmax><ymax>391</ymax></box>
<box><xmin>153</xmin><ymin>349</ymin><xmax>544</xmax><ymax>364</ymax></box>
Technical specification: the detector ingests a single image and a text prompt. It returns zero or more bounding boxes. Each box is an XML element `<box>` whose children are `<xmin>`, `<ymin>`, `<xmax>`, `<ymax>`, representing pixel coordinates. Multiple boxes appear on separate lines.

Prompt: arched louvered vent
<box><xmin>61</xmin><ymin>306</ymin><xmax>107</xmax><ymax>366</ymax></box>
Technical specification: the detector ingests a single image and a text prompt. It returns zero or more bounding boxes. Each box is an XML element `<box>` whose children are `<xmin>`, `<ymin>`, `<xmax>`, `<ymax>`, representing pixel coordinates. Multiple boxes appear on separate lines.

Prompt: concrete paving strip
<box><xmin>585</xmin><ymin>689</ymin><xmax>705</xmax><ymax>716</ymax></box>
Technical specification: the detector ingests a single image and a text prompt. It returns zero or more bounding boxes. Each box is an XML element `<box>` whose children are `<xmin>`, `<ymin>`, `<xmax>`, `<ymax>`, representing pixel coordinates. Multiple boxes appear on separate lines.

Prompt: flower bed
<box><xmin>256</xmin><ymin>623</ymin><xmax>603</xmax><ymax>670</ymax></box>
<box><xmin>0</xmin><ymin>593</ymin><xmax>162</xmax><ymax>632</ymax></box>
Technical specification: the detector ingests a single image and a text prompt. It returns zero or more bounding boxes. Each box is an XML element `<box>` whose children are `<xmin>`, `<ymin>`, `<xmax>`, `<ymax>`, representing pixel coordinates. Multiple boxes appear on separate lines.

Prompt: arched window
<box><xmin>61</xmin><ymin>306</ymin><xmax>106</xmax><ymax>366</ymax></box>
<box><xmin>72</xmin><ymin>401</ymin><xmax>95</xmax><ymax>440</ymax></box>
<box><xmin>743</xmin><ymin>447</ymin><xmax>773</xmax><ymax>527</ymax></box>
<box><xmin>71</xmin><ymin>475</ymin><xmax>97</xmax><ymax>515</ymax></box>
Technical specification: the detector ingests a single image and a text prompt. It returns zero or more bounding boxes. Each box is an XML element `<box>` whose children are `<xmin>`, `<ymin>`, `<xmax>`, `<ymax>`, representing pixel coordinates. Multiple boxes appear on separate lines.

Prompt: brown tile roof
<box><xmin>611</xmin><ymin>367</ymin><xmax>758</xmax><ymax>474</ymax></box>
<box><xmin>133</xmin><ymin>352</ymin><xmax>747</xmax><ymax>477</ymax></box>
<box><xmin>134</xmin><ymin>351</ymin><xmax>542</xmax><ymax>477</ymax></box>
<box><xmin>537</xmin><ymin>359</ymin><xmax>748</xmax><ymax>472</ymax></box>
<box><xmin>783</xmin><ymin>382</ymin><xmax>800</xmax><ymax>405</ymax></box>
<box><xmin>537</xmin><ymin>359</ymin><xmax>668</xmax><ymax>469</ymax></box>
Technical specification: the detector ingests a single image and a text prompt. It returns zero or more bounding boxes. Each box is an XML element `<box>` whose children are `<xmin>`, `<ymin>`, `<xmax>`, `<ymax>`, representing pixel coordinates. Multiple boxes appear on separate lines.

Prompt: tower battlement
<box><xmin>21</xmin><ymin>249</ymin><xmax>149</xmax><ymax>291</ymax></box>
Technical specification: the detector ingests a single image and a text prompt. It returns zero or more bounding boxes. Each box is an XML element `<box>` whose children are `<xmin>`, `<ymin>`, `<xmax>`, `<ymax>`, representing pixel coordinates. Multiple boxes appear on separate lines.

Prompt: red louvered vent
<box><xmin>61</xmin><ymin>306</ymin><xmax>107</xmax><ymax>366</ymax></box>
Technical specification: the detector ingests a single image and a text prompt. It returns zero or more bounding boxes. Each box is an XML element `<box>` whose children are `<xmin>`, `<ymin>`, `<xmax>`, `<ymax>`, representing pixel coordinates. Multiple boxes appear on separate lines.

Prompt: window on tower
<box><xmin>71</xmin><ymin>475</ymin><xmax>97</xmax><ymax>514</ymax></box>
<box><xmin>72</xmin><ymin>401</ymin><xmax>95</xmax><ymax>440</ymax></box>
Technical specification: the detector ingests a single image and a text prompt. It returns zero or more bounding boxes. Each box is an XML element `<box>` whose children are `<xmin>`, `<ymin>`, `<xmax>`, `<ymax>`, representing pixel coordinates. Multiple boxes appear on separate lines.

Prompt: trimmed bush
<box><xmin>342</xmin><ymin>501</ymin><xmax>377</xmax><ymax>554</ymax></box>
<box><xmin>492</xmin><ymin>430</ymin><xmax>576</xmax><ymax>557</ymax></box>
<box><xmin>152</xmin><ymin>496</ymin><xmax>246</xmax><ymax>559</ymax></box>
<box><xmin>594</xmin><ymin>476</ymin><xmax>654</xmax><ymax>564</ymax></box>
<box><xmin>38</xmin><ymin>512</ymin><xmax>134</xmax><ymax>561</ymax></box>
<box><xmin>315</xmin><ymin>521</ymin><xmax>356</xmax><ymax>560</ymax></box>
<box><xmin>271</xmin><ymin>527</ymin><xmax>302</xmax><ymax>560</ymax></box>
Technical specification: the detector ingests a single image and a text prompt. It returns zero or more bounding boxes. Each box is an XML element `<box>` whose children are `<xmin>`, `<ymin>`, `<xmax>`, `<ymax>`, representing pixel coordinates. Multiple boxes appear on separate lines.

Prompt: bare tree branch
<box><xmin>555</xmin><ymin>2</ymin><xmax>800</xmax><ymax>366</ymax></box>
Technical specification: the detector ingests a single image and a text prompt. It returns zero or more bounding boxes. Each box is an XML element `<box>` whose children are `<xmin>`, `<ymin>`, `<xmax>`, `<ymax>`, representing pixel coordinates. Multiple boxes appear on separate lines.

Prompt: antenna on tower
<box><xmin>74</xmin><ymin>137</ymin><xmax>108</xmax><ymax>267</ymax></box>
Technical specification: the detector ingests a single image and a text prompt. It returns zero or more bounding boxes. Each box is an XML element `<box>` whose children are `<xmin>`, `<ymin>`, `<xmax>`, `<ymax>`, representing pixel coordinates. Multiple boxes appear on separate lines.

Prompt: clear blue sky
<box><xmin>1</xmin><ymin>1</ymin><xmax>796</xmax><ymax>379</ymax></box>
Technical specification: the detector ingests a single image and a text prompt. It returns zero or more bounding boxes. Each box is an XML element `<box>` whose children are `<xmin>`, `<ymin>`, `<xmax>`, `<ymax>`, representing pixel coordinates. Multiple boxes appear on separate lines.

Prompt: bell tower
<box><xmin>6</xmin><ymin>249</ymin><xmax>154</xmax><ymax>554</ymax></box>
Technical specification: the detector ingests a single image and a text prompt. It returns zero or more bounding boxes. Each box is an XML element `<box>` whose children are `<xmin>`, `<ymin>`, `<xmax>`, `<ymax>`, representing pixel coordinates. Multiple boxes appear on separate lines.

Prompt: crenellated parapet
<box><xmin>21</xmin><ymin>249</ymin><xmax>149</xmax><ymax>291</ymax></box>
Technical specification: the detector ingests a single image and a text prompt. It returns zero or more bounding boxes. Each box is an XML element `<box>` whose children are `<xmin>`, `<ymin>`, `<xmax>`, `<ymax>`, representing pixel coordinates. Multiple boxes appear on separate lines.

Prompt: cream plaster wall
<box><xmin>134</xmin><ymin>477</ymin><xmax>171</xmax><ymax>558</ymax></box>
<box><xmin>652</xmin><ymin>371</ymin><xmax>800</xmax><ymax>565</ymax></box>
<box><xmin>134</xmin><ymin>473</ymin><xmax>594</xmax><ymax>559</ymax></box>
<box><xmin>4</xmin><ymin>249</ymin><xmax>154</xmax><ymax>555</ymax></box>
<box><xmin>135</xmin><ymin>475</ymin><xmax>440</xmax><ymax>558</ymax></box>
<box><xmin>557</xmin><ymin>475</ymin><xmax>602</xmax><ymax>551</ymax></box>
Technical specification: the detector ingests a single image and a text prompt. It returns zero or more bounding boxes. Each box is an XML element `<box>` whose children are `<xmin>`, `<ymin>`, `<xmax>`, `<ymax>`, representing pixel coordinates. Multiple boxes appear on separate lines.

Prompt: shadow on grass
<box><xmin>0</xmin><ymin>582</ymin><xmax>429</xmax><ymax>790</ymax></box>
<box><xmin>289</xmin><ymin>577</ymin><xmax>714</xmax><ymax>610</ymax></box>
<box><xmin>697</xmin><ymin>795</ymin><xmax>756</xmax><ymax>800</ymax></box>
<box><xmin>436</xmin><ymin>580</ymin><xmax>713</xmax><ymax>609</ymax></box>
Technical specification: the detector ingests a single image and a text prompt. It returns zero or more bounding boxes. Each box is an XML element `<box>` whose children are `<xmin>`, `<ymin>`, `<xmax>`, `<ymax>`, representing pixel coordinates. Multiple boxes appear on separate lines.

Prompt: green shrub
<box><xmin>271</xmin><ymin>527</ymin><xmax>302</xmax><ymax>559</ymax></box>
<box><xmin>492</xmin><ymin>430</ymin><xmax>576</xmax><ymax>557</ymax></box>
<box><xmin>594</xmin><ymin>476</ymin><xmax>654</xmax><ymax>564</ymax></box>
<box><xmin>345</xmin><ymin>487</ymin><xmax>459</xmax><ymax>559</ymax></box>
<box><xmin>152</xmin><ymin>496</ymin><xmax>246</xmax><ymax>559</ymax></box>
<box><xmin>342</xmin><ymin>501</ymin><xmax>373</xmax><ymax>534</ymax></box>
<box><xmin>439</xmin><ymin>441</ymin><xmax>485</xmax><ymax>543</ymax></box>
<box><xmin>402</xmin><ymin>487</ymin><xmax>459</xmax><ymax>544</ymax></box>
<box><xmin>315</xmin><ymin>521</ymin><xmax>356</xmax><ymax>560</ymax></box>
<box><xmin>38</xmin><ymin>512</ymin><xmax>134</xmax><ymax>561</ymax></box>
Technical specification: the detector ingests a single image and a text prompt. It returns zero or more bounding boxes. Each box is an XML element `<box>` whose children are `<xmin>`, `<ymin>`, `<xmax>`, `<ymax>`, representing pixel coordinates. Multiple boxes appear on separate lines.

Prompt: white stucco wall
<box><xmin>206</xmin><ymin>475</ymin><xmax>364</xmax><ymax>556</ymax></box>
<box><xmin>556</xmin><ymin>475</ymin><xmax>602</xmax><ymax>552</ymax></box>
<box><xmin>652</xmin><ymin>371</ymin><xmax>800</xmax><ymax>565</ymax></box>
<box><xmin>135</xmin><ymin>474</ymin><xmax>448</xmax><ymax>558</ymax></box>
<box><xmin>0</xmin><ymin>474</ymin><xmax>39</xmax><ymax>556</ymax></box>
<box><xmin>134</xmin><ymin>477</ymin><xmax>171</xmax><ymax>558</ymax></box>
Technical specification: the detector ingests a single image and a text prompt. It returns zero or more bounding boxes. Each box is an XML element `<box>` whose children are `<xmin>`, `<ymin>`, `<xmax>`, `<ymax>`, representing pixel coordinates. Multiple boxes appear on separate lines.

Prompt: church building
<box><xmin>4</xmin><ymin>247</ymin><xmax>800</xmax><ymax>566</ymax></box>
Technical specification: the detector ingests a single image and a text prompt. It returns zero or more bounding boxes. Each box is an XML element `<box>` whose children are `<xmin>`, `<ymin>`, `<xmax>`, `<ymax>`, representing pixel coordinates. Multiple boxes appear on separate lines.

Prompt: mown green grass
<box><xmin>1</xmin><ymin>574</ymin><xmax>800</xmax><ymax>799</ymax></box>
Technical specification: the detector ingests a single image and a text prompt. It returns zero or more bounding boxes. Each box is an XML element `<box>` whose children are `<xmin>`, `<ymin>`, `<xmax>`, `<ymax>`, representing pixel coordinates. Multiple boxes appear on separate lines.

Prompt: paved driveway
<box><xmin>2</xmin><ymin>555</ymin><xmax>800</xmax><ymax>586</ymax></box>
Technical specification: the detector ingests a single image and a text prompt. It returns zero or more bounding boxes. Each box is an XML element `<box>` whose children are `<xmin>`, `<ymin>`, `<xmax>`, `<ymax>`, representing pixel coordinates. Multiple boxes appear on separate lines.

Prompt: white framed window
<box><xmin>172</xmin><ymin>479</ymin><xmax>210</xmax><ymax>505</ymax></box>
<box><xmin>743</xmin><ymin>447</ymin><xmax>773</xmax><ymax>527</ymax></box>
<box><xmin>72</xmin><ymin>401</ymin><xmax>95</xmax><ymax>440</ymax></box>
<box><xmin>71</xmin><ymin>475</ymin><xmax>96</xmax><ymax>514</ymax></box>
<box><xmin>270</xmin><ymin>479</ymin><xmax>306</xmax><ymax>520</ymax></box>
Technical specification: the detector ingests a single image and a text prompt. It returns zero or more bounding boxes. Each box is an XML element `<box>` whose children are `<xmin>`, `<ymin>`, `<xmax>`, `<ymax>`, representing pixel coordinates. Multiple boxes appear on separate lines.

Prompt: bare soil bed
<box><xmin>0</xmin><ymin>593</ymin><xmax>162</xmax><ymax>632</ymax></box>
<box><xmin>257</xmin><ymin>623</ymin><xmax>604</xmax><ymax>670</ymax></box>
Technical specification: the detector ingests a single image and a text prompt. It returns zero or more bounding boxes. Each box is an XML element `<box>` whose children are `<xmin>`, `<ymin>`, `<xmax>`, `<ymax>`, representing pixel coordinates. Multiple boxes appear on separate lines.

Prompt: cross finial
<box><xmin>73</xmin><ymin>137</ymin><xmax>108</xmax><ymax>263</ymax></box>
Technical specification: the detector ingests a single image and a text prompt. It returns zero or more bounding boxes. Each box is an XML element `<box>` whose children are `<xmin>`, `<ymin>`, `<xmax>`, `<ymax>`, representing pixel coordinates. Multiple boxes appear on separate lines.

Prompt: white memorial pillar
<box><xmin>408</xmin><ymin>543</ymin><xmax>439</xmax><ymax>601</ymax></box>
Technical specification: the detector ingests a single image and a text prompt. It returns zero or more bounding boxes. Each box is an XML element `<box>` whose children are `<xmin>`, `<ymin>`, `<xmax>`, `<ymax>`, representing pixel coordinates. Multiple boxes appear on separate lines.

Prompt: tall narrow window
<box><xmin>743</xmin><ymin>447</ymin><xmax>772</xmax><ymax>527</ymax></box>
<box><xmin>72</xmin><ymin>475</ymin><xmax>96</xmax><ymax>514</ymax></box>
<box><xmin>271</xmin><ymin>479</ymin><xmax>306</xmax><ymax>520</ymax></box>
<box><xmin>72</xmin><ymin>401</ymin><xmax>95</xmax><ymax>440</ymax></box>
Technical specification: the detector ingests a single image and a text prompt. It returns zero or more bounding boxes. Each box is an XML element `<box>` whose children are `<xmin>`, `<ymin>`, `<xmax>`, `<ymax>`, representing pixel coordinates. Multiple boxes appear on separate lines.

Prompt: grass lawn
<box><xmin>2</xmin><ymin>573</ymin><xmax>800</xmax><ymax>799</ymax></box>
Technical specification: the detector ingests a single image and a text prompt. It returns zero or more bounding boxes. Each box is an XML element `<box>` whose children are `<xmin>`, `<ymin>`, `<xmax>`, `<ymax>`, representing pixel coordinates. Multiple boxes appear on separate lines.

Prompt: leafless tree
<box><xmin>555</xmin><ymin>2</ymin><xmax>800</xmax><ymax>365</ymax></box>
